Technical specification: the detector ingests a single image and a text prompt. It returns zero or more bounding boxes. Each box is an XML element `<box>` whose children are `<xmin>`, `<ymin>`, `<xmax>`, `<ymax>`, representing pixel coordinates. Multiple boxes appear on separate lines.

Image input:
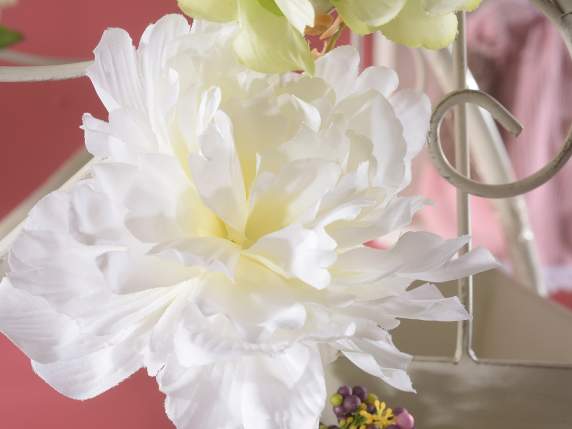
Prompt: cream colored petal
<box><xmin>333</xmin><ymin>0</ymin><xmax>407</xmax><ymax>34</ymax></box>
<box><xmin>246</xmin><ymin>159</ymin><xmax>341</xmax><ymax>241</ymax></box>
<box><xmin>189</xmin><ymin>110</ymin><xmax>248</xmax><ymax>235</ymax></box>
<box><xmin>379</xmin><ymin>0</ymin><xmax>458</xmax><ymax>49</ymax></box>
<box><xmin>246</xmin><ymin>224</ymin><xmax>337</xmax><ymax>289</ymax></box>
<box><xmin>233</xmin><ymin>0</ymin><xmax>314</xmax><ymax>73</ymax></box>
<box><xmin>178</xmin><ymin>0</ymin><xmax>238</xmax><ymax>21</ymax></box>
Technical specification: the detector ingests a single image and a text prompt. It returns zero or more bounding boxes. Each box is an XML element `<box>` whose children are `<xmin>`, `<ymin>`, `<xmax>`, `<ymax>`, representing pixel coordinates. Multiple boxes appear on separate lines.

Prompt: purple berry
<box><xmin>333</xmin><ymin>405</ymin><xmax>346</xmax><ymax>419</ymax></box>
<box><xmin>352</xmin><ymin>385</ymin><xmax>368</xmax><ymax>401</ymax></box>
<box><xmin>337</xmin><ymin>385</ymin><xmax>351</xmax><ymax>397</ymax></box>
<box><xmin>393</xmin><ymin>407</ymin><xmax>404</xmax><ymax>416</ymax></box>
<box><xmin>367</xmin><ymin>404</ymin><xmax>376</xmax><ymax>414</ymax></box>
<box><xmin>386</xmin><ymin>425</ymin><xmax>400</xmax><ymax>429</ymax></box>
<box><xmin>342</xmin><ymin>394</ymin><xmax>361</xmax><ymax>414</ymax></box>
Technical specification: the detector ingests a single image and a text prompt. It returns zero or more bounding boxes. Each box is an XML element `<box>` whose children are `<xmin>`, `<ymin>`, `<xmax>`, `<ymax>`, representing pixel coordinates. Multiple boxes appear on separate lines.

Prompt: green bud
<box><xmin>330</xmin><ymin>393</ymin><xmax>344</xmax><ymax>407</ymax></box>
<box><xmin>366</xmin><ymin>393</ymin><xmax>378</xmax><ymax>405</ymax></box>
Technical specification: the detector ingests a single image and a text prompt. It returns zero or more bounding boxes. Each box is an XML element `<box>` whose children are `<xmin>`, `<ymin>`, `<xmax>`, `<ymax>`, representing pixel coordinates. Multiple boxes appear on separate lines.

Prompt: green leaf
<box><xmin>234</xmin><ymin>0</ymin><xmax>314</xmax><ymax>74</ymax></box>
<box><xmin>256</xmin><ymin>0</ymin><xmax>284</xmax><ymax>16</ymax></box>
<box><xmin>0</xmin><ymin>25</ymin><xmax>23</xmax><ymax>49</ymax></box>
<box><xmin>178</xmin><ymin>0</ymin><xmax>237</xmax><ymax>22</ymax></box>
<box><xmin>379</xmin><ymin>0</ymin><xmax>458</xmax><ymax>49</ymax></box>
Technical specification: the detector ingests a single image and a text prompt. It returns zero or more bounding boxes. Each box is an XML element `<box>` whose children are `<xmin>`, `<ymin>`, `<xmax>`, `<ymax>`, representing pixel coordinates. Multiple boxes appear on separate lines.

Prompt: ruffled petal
<box><xmin>389</xmin><ymin>89</ymin><xmax>431</xmax><ymax>160</ymax></box>
<box><xmin>379</xmin><ymin>283</ymin><xmax>469</xmax><ymax>321</ymax></box>
<box><xmin>246</xmin><ymin>159</ymin><xmax>341</xmax><ymax>241</ymax></box>
<box><xmin>247</xmin><ymin>224</ymin><xmax>337</xmax><ymax>289</ymax></box>
<box><xmin>241</xmin><ymin>344</ymin><xmax>326</xmax><ymax>429</ymax></box>
<box><xmin>315</xmin><ymin>46</ymin><xmax>360</xmax><ymax>101</ymax></box>
<box><xmin>0</xmin><ymin>279</ymin><xmax>79</xmax><ymax>363</ymax></box>
<box><xmin>327</xmin><ymin>196</ymin><xmax>427</xmax><ymax>248</ymax></box>
<box><xmin>354</xmin><ymin>66</ymin><xmax>399</xmax><ymax>98</ymax></box>
<box><xmin>336</xmin><ymin>90</ymin><xmax>409</xmax><ymax>192</ymax></box>
<box><xmin>337</xmin><ymin>332</ymin><xmax>415</xmax><ymax>392</ymax></box>
<box><xmin>379</xmin><ymin>0</ymin><xmax>459</xmax><ymax>49</ymax></box>
<box><xmin>87</xmin><ymin>14</ymin><xmax>187</xmax><ymax>117</ymax></box>
<box><xmin>158</xmin><ymin>344</ymin><xmax>325</xmax><ymax>429</ymax></box>
<box><xmin>189</xmin><ymin>110</ymin><xmax>248</xmax><ymax>235</ymax></box>
<box><xmin>31</xmin><ymin>333</ymin><xmax>146</xmax><ymax>400</ymax></box>
<box><xmin>159</xmin><ymin>356</ymin><xmax>244</xmax><ymax>429</ymax></box>
<box><xmin>151</xmin><ymin>237</ymin><xmax>241</xmax><ymax>278</ymax></box>
<box><xmin>333</xmin><ymin>231</ymin><xmax>497</xmax><ymax>284</ymax></box>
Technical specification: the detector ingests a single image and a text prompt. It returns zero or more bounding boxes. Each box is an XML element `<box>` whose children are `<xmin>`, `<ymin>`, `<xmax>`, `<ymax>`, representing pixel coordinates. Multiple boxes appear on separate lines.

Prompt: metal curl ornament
<box><xmin>427</xmin><ymin>89</ymin><xmax>572</xmax><ymax>198</ymax></box>
<box><xmin>426</xmin><ymin>0</ymin><xmax>572</xmax><ymax>199</ymax></box>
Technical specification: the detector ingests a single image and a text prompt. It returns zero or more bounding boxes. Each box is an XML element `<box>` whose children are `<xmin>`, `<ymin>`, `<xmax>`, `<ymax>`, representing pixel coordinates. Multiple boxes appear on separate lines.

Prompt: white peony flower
<box><xmin>0</xmin><ymin>15</ymin><xmax>496</xmax><ymax>429</ymax></box>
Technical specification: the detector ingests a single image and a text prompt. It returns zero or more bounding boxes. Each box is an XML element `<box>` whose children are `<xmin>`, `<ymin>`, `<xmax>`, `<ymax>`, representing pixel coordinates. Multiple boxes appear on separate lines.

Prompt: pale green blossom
<box><xmin>178</xmin><ymin>0</ymin><xmax>480</xmax><ymax>73</ymax></box>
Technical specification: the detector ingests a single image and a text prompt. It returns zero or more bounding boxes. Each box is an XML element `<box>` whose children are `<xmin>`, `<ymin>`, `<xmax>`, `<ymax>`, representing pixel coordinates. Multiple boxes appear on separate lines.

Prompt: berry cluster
<box><xmin>319</xmin><ymin>385</ymin><xmax>415</xmax><ymax>429</ymax></box>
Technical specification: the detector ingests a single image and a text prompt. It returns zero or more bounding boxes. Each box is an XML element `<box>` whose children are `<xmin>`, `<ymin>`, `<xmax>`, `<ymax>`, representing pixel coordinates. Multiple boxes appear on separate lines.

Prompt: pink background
<box><xmin>2</xmin><ymin>1</ymin><xmax>571</xmax><ymax>427</ymax></box>
<box><xmin>1</xmin><ymin>1</ymin><xmax>179</xmax><ymax>427</ymax></box>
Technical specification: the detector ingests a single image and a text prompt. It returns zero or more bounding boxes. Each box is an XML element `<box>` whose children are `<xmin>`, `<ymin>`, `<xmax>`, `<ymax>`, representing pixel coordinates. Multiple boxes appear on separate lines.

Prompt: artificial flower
<box><xmin>178</xmin><ymin>0</ymin><xmax>315</xmax><ymax>73</ymax></box>
<box><xmin>0</xmin><ymin>15</ymin><xmax>496</xmax><ymax>429</ymax></box>
<box><xmin>374</xmin><ymin>0</ymin><xmax>480</xmax><ymax>49</ymax></box>
<box><xmin>177</xmin><ymin>0</ymin><xmax>480</xmax><ymax>73</ymax></box>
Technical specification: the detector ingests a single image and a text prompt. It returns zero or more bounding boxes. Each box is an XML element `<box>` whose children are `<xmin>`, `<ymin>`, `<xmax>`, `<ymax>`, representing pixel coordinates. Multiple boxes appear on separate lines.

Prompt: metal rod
<box><xmin>452</xmin><ymin>12</ymin><xmax>475</xmax><ymax>362</ymax></box>
<box><xmin>422</xmin><ymin>48</ymin><xmax>545</xmax><ymax>295</ymax></box>
<box><xmin>0</xmin><ymin>61</ymin><xmax>91</xmax><ymax>82</ymax></box>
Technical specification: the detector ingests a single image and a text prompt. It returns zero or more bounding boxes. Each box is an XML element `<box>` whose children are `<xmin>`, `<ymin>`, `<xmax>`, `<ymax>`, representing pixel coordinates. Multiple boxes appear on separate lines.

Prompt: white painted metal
<box><xmin>422</xmin><ymin>47</ymin><xmax>544</xmax><ymax>294</ymax></box>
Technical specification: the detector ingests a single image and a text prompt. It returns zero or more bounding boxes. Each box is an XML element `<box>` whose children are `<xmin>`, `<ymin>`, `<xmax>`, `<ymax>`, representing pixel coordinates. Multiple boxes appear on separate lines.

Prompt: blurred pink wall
<box><xmin>0</xmin><ymin>1</ymin><xmax>178</xmax><ymax>428</ymax></box>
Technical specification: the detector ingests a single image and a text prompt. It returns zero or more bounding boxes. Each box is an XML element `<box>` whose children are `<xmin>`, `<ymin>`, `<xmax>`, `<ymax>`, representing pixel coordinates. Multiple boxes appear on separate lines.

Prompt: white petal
<box><xmin>247</xmin><ymin>159</ymin><xmax>341</xmax><ymax>241</ymax></box>
<box><xmin>389</xmin><ymin>89</ymin><xmax>431</xmax><ymax>160</ymax></box>
<box><xmin>151</xmin><ymin>236</ymin><xmax>241</xmax><ymax>278</ymax></box>
<box><xmin>338</xmin><ymin>334</ymin><xmax>415</xmax><ymax>392</ymax></box>
<box><xmin>158</xmin><ymin>356</ymin><xmax>244</xmax><ymax>428</ymax></box>
<box><xmin>403</xmin><ymin>246</ymin><xmax>499</xmax><ymax>282</ymax></box>
<box><xmin>241</xmin><ymin>344</ymin><xmax>325</xmax><ymax>429</ymax></box>
<box><xmin>31</xmin><ymin>333</ymin><xmax>146</xmax><ymax>400</ymax></box>
<box><xmin>24</xmin><ymin>190</ymin><xmax>70</xmax><ymax>233</ymax></box>
<box><xmin>328</xmin><ymin>196</ymin><xmax>426</xmax><ymax>248</ymax></box>
<box><xmin>88</xmin><ymin>14</ymin><xmax>187</xmax><ymax>114</ymax></box>
<box><xmin>96</xmin><ymin>249</ymin><xmax>192</xmax><ymax>294</ymax></box>
<box><xmin>380</xmin><ymin>283</ymin><xmax>469</xmax><ymax>321</ymax></box>
<box><xmin>87</xmin><ymin>27</ymin><xmax>141</xmax><ymax>112</ymax></box>
<box><xmin>189</xmin><ymin>110</ymin><xmax>248</xmax><ymax>234</ymax></box>
<box><xmin>333</xmin><ymin>231</ymin><xmax>495</xmax><ymax>284</ymax></box>
<box><xmin>315</xmin><ymin>46</ymin><xmax>360</xmax><ymax>101</ymax></box>
<box><xmin>0</xmin><ymin>278</ymin><xmax>79</xmax><ymax>363</ymax></box>
<box><xmin>354</xmin><ymin>66</ymin><xmax>399</xmax><ymax>97</ymax></box>
<box><xmin>247</xmin><ymin>224</ymin><xmax>337</xmax><ymax>289</ymax></box>
<box><xmin>60</xmin><ymin>285</ymin><xmax>183</xmax><ymax>338</ymax></box>
<box><xmin>338</xmin><ymin>91</ymin><xmax>408</xmax><ymax>191</ymax></box>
